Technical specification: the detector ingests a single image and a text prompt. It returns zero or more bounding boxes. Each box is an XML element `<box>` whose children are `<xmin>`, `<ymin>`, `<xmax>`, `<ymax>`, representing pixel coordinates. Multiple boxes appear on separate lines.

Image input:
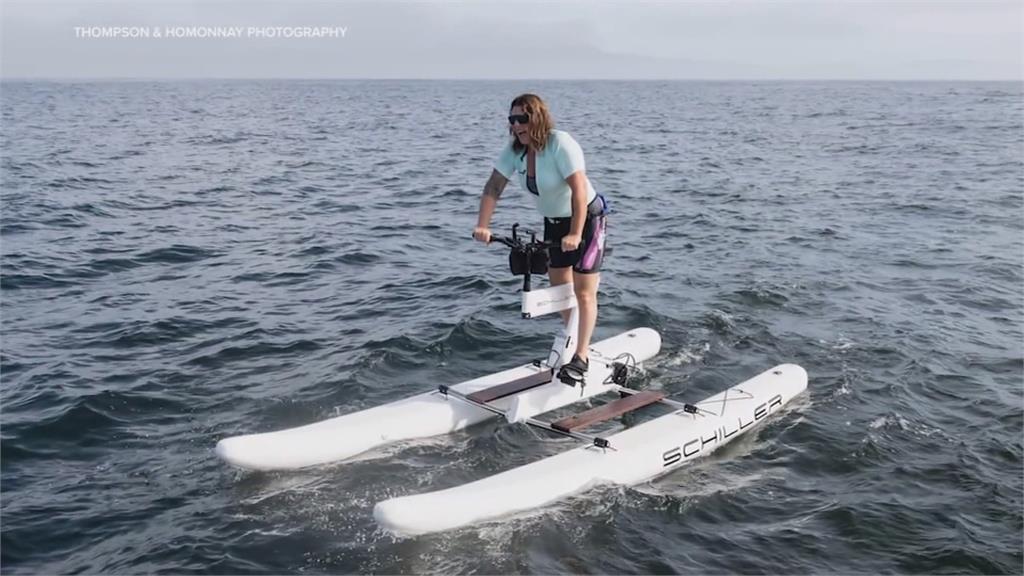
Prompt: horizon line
<box><xmin>3</xmin><ymin>76</ymin><xmax>1022</xmax><ymax>83</ymax></box>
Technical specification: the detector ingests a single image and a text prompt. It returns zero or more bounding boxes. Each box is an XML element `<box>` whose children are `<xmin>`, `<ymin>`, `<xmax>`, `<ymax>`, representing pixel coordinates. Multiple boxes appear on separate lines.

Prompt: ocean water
<box><xmin>1</xmin><ymin>80</ymin><xmax>1021</xmax><ymax>574</ymax></box>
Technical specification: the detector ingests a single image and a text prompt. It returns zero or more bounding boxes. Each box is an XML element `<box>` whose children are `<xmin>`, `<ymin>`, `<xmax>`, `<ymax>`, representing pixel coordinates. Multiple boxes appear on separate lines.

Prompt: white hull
<box><xmin>215</xmin><ymin>328</ymin><xmax>662</xmax><ymax>470</ymax></box>
<box><xmin>374</xmin><ymin>363</ymin><xmax>808</xmax><ymax>536</ymax></box>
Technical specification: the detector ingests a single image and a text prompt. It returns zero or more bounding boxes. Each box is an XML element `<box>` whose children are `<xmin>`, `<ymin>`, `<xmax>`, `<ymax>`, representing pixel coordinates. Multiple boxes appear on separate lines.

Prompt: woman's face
<box><xmin>509</xmin><ymin>105</ymin><xmax>530</xmax><ymax>146</ymax></box>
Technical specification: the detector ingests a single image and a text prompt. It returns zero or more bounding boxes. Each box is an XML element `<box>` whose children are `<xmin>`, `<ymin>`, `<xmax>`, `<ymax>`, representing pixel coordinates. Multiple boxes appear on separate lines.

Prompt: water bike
<box><xmin>215</xmin><ymin>224</ymin><xmax>808</xmax><ymax>536</ymax></box>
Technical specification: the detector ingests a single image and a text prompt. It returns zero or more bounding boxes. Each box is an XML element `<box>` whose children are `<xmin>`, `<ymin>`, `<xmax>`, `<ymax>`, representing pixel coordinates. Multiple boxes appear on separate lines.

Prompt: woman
<box><xmin>472</xmin><ymin>93</ymin><xmax>608</xmax><ymax>384</ymax></box>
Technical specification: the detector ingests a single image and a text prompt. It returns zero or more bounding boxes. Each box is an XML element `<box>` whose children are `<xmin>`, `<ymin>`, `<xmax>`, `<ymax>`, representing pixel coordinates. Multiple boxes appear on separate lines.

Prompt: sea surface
<box><xmin>1</xmin><ymin>80</ymin><xmax>1021</xmax><ymax>574</ymax></box>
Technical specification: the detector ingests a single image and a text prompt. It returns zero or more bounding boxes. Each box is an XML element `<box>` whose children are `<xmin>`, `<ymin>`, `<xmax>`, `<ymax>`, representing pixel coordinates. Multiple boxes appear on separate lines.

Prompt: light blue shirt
<box><xmin>494</xmin><ymin>129</ymin><xmax>597</xmax><ymax>218</ymax></box>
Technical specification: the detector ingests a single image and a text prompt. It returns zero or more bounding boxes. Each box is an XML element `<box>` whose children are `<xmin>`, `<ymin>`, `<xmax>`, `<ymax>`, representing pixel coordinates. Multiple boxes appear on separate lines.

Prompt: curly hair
<box><xmin>509</xmin><ymin>93</ymin><xmax>554</xmax><ymax>153</ymax></box>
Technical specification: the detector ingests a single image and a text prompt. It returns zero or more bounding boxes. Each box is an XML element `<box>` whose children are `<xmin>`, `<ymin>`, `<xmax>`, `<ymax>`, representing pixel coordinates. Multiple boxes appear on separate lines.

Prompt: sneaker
<box><xmin>557</xmin><ymin>354</ymin><xmax>589</xmax><ymax>386</ymax></box>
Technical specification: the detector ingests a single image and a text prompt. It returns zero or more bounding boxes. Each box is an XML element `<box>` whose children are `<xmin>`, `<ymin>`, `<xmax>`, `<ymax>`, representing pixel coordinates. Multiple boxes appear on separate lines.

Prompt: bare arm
<box><xmin>565</xmin><ymin>171</ymin><xmax>589</xmax><ymax>237</ymax></box>
<box><xmin>476</xmin><ymin>169</ymin><xmax>509</xmax><ymax>229</ymax></box>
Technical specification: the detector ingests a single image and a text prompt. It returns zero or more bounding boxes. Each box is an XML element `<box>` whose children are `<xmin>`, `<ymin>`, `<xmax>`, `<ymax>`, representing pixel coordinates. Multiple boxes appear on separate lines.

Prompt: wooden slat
<box><xmin>467</xmin><ymin>369</ymin><xmax>554</xmax><ymax>404</ymax></box>
<box><xmin>551</xmin><ymin>390</ymin><xmax>666</xmax><ymax>433</ymax></box>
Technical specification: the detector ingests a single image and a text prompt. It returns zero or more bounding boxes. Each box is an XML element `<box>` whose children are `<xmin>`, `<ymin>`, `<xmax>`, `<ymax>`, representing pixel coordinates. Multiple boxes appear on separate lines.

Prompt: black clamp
<box><xmin>610</xmin><ymin>362</ymin><xmax>630</xmax><ymax>386</ymax></box>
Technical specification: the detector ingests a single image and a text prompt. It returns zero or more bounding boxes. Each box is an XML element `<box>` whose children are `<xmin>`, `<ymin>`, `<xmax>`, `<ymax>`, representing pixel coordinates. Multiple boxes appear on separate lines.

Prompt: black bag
<box><xmin>509</xmin><ymin>245</ymin><xmax>549</xmax><ymax>276</ymax></box>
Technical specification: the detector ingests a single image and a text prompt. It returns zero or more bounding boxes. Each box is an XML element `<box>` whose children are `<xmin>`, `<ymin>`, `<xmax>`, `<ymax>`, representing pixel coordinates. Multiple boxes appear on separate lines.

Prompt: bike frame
<box><xmin>490</xmin><ymin>224</ymin><xmax>579</xmax><ymax>371</ymax></box>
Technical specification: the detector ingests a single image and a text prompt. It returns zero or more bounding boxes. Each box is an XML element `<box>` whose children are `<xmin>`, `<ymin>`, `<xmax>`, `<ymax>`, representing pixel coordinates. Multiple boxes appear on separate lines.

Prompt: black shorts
<box><xmin>544</xmin><ymin>196</ymin><xmax>608</xmax><ymax>274</ymax></box>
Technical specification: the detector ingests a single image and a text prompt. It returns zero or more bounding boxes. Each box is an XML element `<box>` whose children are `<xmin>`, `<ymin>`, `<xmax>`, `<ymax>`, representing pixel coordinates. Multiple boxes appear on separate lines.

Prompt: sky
<box><xmin>1</xmin><ymin>0</ymin><xmax>1021</xmax><ymax>80</ymax></box>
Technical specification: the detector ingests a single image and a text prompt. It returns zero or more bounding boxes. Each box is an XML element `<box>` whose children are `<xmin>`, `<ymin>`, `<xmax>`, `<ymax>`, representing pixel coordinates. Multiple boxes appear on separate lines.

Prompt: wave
<box><xmin>135</xmin><ymin>244</ymin><xmax>220</xmax><ymax>265</ymax></box>
<box><xmin>187</xmin><ymin>338</ymin><xmax>324</xmax><ymax>368</ymax></box>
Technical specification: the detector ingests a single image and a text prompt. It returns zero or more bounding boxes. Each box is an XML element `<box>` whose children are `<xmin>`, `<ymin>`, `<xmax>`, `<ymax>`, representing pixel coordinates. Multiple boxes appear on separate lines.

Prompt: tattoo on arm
<box><xmin>483</xmin><ymin>170</ymin><xmax>508</xmax><ymax>199</ymax></box>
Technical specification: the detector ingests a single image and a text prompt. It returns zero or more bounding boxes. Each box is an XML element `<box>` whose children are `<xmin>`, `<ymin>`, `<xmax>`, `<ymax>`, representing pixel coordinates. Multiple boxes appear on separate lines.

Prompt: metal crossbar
<box><xmin>437</xmin><ymin>384</ymin><xmax>614</xmax><ymax>450</ymax></box>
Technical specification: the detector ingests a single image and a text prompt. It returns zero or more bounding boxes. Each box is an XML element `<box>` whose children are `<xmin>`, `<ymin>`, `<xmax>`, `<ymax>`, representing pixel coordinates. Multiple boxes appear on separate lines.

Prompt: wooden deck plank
<box><xmin>551</xmin><ymin>390</ymin><xmax>666</xmax><ymax>432</ymax></box>
<box><xmin>467</xmin><ymin>369</ymin><xmax>554</xmax><ymax>404</ymax></box>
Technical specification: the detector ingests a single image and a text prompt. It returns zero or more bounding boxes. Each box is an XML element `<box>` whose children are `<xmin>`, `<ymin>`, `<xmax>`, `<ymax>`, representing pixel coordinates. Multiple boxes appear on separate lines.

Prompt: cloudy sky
<box><xmin>1</xmin><ymin>1</ymin><xmax>1021</xmax><ymax>80</ymax></box>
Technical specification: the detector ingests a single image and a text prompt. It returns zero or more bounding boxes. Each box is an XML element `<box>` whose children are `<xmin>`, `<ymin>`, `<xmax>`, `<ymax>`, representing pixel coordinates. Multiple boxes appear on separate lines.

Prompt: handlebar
<box><xmin>488</xmin><ymin>235</ymin><xmax>557</xmax><ymax>250</ymax></box>
<box><xmin>476</xmin><ymin>224</ymin><xmax>554</xmax><ymax>292</ymax></box>
<box><xmin>487</xmin><ymin>234</ymin><xmax>516</xmax><ymax>249</ymax></box>
<box><xmin>476</xmin><ymin>225</ymin><xmax>556</xmax><ymax>251</ymax></box>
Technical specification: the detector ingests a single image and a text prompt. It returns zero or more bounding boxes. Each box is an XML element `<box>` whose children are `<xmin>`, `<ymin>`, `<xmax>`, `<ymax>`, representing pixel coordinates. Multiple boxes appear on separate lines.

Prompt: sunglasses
<box><xmin>508</xmin><ymin>114</ymin><xmax>530</xmax><ymax>125</ymax></box>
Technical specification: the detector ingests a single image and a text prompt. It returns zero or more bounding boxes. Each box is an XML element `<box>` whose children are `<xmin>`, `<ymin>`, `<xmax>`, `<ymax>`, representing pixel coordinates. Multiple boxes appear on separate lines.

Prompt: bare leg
<box><xmin>548</xmin><ymin>266</ymin><xmax>574</xmax><ymax>325</ymax></box>
<box><xmin>571</xmin><ymin>271</ymin><xmax>600</xmax><ymax>361</ymax></box>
